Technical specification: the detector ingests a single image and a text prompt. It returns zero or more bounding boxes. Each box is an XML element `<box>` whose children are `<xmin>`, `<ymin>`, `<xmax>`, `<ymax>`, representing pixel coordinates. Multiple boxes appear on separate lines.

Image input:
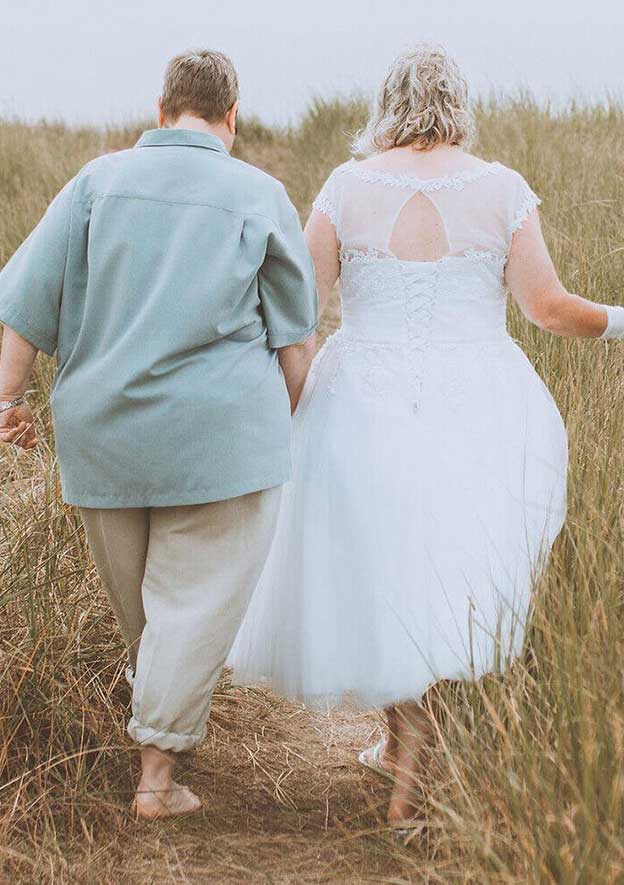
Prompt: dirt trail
<box><xmin>121</xmin><ymin>684</ymin><xmax>412</xmax><ymax>884</ymax></box>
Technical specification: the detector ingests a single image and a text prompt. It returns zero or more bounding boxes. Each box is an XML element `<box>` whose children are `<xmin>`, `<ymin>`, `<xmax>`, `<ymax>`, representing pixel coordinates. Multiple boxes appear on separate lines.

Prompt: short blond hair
<box><xmin>354</xmin><ymin>44</ymin><xmax>475</xmax><ymax>155</ymax></box>
<box><xmin>161</xmin><ymin>49</ymin><xmax>238</xmax><ymax>124</ymax></box>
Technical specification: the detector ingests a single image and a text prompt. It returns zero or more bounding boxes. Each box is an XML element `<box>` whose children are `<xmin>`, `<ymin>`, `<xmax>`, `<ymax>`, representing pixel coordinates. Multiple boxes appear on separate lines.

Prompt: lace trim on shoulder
<box><xmin>312</xmin><ymin>193</ymin><xmax>337</xmax><ymax>227</ymax></box>
<box><xmin>336</xmin><ymin>159</ymin><xmax>505</xmax><ymax>192</ymax></box>
<box><xmin>511</xmin><ymin>191</ymin><xmax>541</xmax><ymax>234</ymax></box>
<box><xmin>311</xmin><ymin>161</ymin><xmax>353</xmax><ymax>226</ymax></box>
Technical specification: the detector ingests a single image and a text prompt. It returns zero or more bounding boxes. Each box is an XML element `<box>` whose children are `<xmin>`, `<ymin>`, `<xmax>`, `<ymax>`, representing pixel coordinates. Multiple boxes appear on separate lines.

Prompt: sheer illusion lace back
<box><xmin>315</xmin><ymin>158</ymin><xmax>539</xmax><ymax>265</ymax></box>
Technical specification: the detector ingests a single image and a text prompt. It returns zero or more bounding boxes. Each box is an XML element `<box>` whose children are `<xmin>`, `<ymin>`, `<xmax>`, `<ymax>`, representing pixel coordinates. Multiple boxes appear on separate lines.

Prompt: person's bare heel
<box><xmin>132</xmin><ymin>746</ymin><xmax>202</xmax><ymax>820</ymax></box>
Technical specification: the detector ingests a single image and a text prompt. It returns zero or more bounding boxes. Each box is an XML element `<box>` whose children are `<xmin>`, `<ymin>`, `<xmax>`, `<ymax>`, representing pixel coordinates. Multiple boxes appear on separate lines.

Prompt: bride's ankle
<box><xmin>379</xmin><ymin>742</ymin><xmax>396</xmax><ymax>769</ymax></box>
<box><xmin>387</xmin><ymin>799</ymin><xmax>415</xmax><ymax>824</ymax></box>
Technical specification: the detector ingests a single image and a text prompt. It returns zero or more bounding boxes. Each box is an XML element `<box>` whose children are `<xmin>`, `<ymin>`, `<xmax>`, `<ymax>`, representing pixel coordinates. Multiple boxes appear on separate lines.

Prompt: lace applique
<box><xmin>511</xmin><ymin>192</ymin><xmax>541</xmax><ymax>234</ymax></box>
<box><xmin>326</xmin><ymin>331</ymin><xmax>400</xmax><ymax>399</ymax></box>
<box><xmin>430</xmin><ymin>337</ymin><xmax>510</xmax><ymax>409</ymax></box>
<box><xmin>402</xmin><ymin>266</ymin><xmax>439</xmax><ymax>413</ymax></box>
<box><xmin>341</xmin><ymin>248</ymin><xmax>506</xmax><ymax>269</ymax></box>
<box><xmin>462</xmin><ymin>249</ymin><xmax>505</xmax><ymax>265</ymax></box>
<box><xmin>337</xmin><ymin>159</ymin><xmax>505</xmax><ymax>193</ymax></box>
<box><xmin>461</xmin><ymin>250</ymin><xmax>507</xmax><ymax>275</ymax></box>
<box><xmin>339</xmin><ymin>260</ymin><xmax>404</xmax><ymax>307</ymax></box>
<box><xmin>325</xmin><ymin>263</ymin><xmax>442</xmax><ymax>412</ymax></box>
<box><xmin>341</xmin><ymin>247</ymin><xmax>393</xmax><ymax>263</ymax></box>
<box><xmin>312</xmin><ymin>193</ymin><xmax>337</xmax><ymax>227</ymax></box>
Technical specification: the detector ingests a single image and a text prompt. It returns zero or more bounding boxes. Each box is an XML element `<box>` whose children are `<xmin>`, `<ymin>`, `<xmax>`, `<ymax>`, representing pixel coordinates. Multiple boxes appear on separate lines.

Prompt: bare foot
<box><xmin>133</xmin><ymin>779</ymin><xmax>202</xmax><ymax>820</ymax></box>
<box><xmin>132</xmin><ymin>745</ymin><xmax>202</xmax><ymax>820</ymax></box>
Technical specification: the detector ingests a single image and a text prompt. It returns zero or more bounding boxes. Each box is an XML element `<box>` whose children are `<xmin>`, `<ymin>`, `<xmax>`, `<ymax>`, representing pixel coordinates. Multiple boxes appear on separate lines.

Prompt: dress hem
<box><xmin>228</xmin><ymin>665</ymin><xmax>510</xmax><ymax>712</ymax></box>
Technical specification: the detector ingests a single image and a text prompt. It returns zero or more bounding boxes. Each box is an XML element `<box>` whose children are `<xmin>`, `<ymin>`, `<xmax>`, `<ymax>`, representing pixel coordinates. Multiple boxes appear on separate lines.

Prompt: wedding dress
<box><xmin>228</xmin><ymin>158</ymin><xmax>568</xmax><ymax>709</ymax></box>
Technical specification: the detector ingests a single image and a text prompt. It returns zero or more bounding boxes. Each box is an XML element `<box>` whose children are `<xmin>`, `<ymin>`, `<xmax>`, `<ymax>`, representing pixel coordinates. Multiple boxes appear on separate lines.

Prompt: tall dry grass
<box><xmin>0</xmin><ymin>98</ymin><xmax>624</xmax><ymax>882</ymax></box>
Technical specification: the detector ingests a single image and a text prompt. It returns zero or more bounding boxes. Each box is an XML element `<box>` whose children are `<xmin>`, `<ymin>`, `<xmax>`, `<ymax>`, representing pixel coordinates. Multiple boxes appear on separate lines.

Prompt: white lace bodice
<box><xmin>312</xmin><ymin>158</ymin><xmax>541</xmax><ymax>411</ymax></box>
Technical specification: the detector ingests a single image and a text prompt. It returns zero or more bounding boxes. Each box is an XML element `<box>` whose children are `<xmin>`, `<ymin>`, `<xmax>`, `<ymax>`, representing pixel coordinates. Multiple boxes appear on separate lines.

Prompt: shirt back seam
<box><xmin>72</xmin><ymin>192</ymin><xmax>282</xmax><ymax>226</ymax></box>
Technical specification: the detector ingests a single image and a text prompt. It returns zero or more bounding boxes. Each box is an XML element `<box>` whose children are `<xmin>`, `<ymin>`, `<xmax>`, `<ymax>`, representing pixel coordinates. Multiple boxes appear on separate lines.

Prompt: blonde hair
<box><xmin>161</xmin><ymin>49</ymin><xmax>238</xmax><ymax>124</ymax></box>
<box><xmin>354</xmin><ymin>44</ymin><xmax>475</xmax><ymax>155</ymax></box>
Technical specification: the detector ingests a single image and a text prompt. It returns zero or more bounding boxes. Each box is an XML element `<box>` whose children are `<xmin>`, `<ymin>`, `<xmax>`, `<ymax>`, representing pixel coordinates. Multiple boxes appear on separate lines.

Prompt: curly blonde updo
<box><xmin>354</xmin><ymin>44</ymin><xmax>475</xmax><ymax>155</ymax></box>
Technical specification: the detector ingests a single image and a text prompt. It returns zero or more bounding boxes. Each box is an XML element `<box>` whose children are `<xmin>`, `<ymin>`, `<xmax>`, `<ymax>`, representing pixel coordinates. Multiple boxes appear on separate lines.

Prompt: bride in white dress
<box><xmin>229</xmin><ymin>45</ymin><xmax>624</xmax><ymax>826</ymax></box>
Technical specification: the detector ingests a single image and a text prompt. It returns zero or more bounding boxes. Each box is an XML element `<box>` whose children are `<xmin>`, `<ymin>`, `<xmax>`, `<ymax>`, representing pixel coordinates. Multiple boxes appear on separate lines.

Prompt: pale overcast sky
<box><xmin>1</xmin><ymin>0</ymin><xmax>623</xmax><ymax>126</ymax></box>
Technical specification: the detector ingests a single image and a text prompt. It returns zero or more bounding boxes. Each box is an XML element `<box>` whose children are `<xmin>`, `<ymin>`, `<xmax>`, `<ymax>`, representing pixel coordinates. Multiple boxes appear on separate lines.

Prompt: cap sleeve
<box><xmin>509</xmin><ymin>173</ymin><xmax>541</xmax><ymax>236</ymax></box>
<box><xmin>312</xmin><ymin>169</ymin><xmax>339</xmax><ymax>228</ymax></box>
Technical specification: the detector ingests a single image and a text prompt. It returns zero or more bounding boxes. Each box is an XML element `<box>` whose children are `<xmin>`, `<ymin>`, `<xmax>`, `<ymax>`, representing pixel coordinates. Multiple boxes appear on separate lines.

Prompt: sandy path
<box><xmin>121</xmin><ymin>683</ymin><xmax>412</xmax><ymax>884</ymax></box>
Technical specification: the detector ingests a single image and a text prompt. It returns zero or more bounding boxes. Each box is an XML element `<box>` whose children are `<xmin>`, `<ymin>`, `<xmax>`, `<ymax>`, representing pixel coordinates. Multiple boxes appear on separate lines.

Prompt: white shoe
<box><xmin>357</xmin><ymin>740</ymin><xmax>394</xmax><ymax>782</ymax></box>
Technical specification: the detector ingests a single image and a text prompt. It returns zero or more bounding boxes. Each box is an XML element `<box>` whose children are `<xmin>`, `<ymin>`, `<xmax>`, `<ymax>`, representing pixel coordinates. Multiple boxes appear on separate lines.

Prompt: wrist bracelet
<box><xmin>600</xmin><ymin>305</ymin><xmax>624</xmax><ymax>340</ymax></box>
<box><xmin>0</xmin><ymin>396</ymin><xmax>26</xmax><ymax>414</ymax></box>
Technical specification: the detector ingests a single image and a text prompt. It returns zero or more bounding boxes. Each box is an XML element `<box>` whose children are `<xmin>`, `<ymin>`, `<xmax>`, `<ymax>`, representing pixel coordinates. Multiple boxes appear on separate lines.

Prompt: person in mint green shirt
<box><xmin>0</xmin><ymin>49</ymin><xmax>318</xmax><ymax>819</ymax></box>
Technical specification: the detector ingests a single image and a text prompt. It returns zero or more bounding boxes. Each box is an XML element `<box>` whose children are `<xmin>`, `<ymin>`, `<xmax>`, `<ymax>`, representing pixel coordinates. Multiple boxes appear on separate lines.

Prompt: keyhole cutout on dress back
<box><xmin>388</xmin><ymin>192</ymin><xmax>449</xmax><ymax>262</ymax></box>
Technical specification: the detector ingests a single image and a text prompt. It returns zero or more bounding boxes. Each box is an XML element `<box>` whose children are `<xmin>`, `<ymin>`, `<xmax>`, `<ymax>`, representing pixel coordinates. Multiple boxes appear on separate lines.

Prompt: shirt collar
<box><xmin>135</xmin><ymin>128</ymin><xmax>229</xmax><ymax>155</ymax></box>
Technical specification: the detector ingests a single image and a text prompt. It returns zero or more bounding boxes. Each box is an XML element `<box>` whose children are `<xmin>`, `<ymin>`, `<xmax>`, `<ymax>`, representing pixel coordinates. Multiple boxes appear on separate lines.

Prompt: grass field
<box><xmin>1</xmin><ymin>98</ymin><xmax>624</xmax><ymax>883</ymax></box>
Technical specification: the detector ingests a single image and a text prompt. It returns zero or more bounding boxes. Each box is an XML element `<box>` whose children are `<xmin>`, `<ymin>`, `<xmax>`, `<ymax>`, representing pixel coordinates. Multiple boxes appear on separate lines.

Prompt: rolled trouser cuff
<box><xmin>127</xmin><ymin>716</ymin><xmax>206</xmax><ymax>753</ymax></box>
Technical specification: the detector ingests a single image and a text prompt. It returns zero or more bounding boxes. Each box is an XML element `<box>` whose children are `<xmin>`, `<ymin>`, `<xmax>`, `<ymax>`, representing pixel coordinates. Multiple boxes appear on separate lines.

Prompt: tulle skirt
<box><xmin>228</xmin><ymin>331</ymin><xmax>568</xmax><ymax>709</ymax></box>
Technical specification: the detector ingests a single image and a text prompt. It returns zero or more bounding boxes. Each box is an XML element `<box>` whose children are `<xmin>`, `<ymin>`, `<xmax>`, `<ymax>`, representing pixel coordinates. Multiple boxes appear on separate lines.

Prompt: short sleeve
<box><xmin>258</xmin><ymin>185</ymin><xmax>318</xmax><ymax>349</ymax></box>
<box><xmin>0</xmin><ymin>177</ymin><xmax>76</xmax><ymax>355</ymax></box>
<box><xmin>509</xmin><ymin>173</ymin><xmax>541</xmax><ymax>237</ymax></box>
<box><xmin>312</xmin><ymin>171</ymin><xmax>338</xmax><ymax>228</ymax></box>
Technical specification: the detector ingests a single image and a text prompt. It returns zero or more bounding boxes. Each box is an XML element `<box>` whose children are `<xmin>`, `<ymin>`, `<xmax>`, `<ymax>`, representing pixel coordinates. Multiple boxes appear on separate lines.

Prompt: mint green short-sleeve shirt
<box><xmin>0</xmin><ymin>129</ymin><xmax>318</xmax><ymax>507</ymax></box>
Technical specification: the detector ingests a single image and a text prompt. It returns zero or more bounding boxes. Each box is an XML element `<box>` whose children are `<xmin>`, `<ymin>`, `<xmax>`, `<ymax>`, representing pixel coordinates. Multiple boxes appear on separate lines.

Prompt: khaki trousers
<box><xmin>80</xmin><ymin>486</ymin><xmax>281</xmax><ymax>752</ymax></box>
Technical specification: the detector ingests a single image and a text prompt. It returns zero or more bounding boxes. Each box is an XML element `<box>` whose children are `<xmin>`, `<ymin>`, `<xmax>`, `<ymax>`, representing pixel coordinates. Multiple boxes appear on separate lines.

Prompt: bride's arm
<box><xmin>304</xmin><ymin>209</ymin><xmax>340</xmax><ymax>320</ymax></box>
<box><xmin>505</xmin><ymin>210</ymin><xmax>614</xmax><ymax>338</ymax></box>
